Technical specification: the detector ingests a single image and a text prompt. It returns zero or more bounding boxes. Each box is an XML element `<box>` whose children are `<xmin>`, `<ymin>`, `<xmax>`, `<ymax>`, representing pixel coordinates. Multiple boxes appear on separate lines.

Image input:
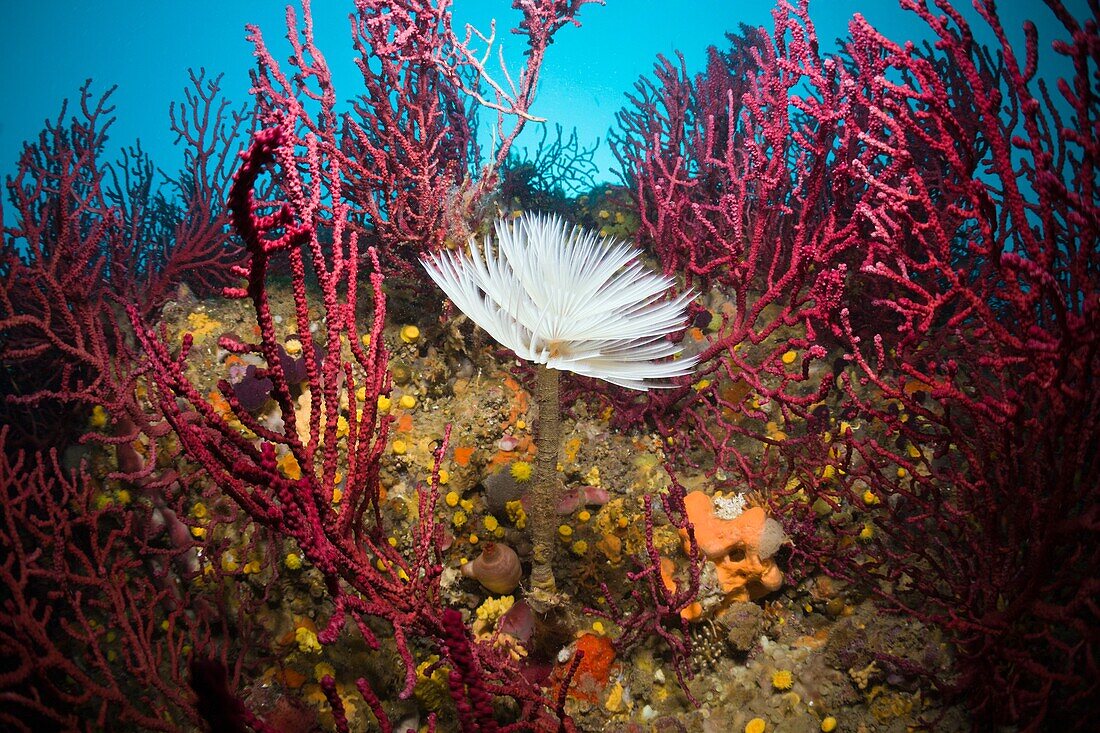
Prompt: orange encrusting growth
<box><xmin>488</xmin><ymin>435</ymin><xmax>536</xmax><ymax>471</ymax></box>
<box><xmin>664</xmin><ymin>491</ymin><xmax>784</xmax><ymax>621</ymax></box>
<box><xmin>501</xmin><ymin>376</ymin><xmax>530</xmax><ymax>429</ymax></box>
<box><xmin>454</xmin><ymin>446</ymin><xmax>476</xmax><ymax>466</ymax></box>
<box><xmin>552</xmin><ymin>632</ymin><xmax>618</xmax><ymax>704</ymax></box>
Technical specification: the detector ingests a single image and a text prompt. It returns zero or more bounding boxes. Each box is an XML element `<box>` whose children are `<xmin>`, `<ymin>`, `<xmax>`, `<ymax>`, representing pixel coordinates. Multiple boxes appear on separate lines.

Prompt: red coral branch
<box><xmin>246</xmin><ymin>0</ymin><xmax>599</xmax><ymax>279</ymax></box>
<box><xmin>132</xmin><ymin>123</ymin><xmax>573</xmax><ymax>728</ymax></box>
<box><xmin>802</xmin><ymin>1</ymin><xmax>1099</xmax><ymax>727</ymax></box>
<box><xmin>0</xmin><ymin>428</ymin><xmax>230</xmax><ymax>730</ymax></box>
<box><xmin>608</xmin><ymin>4</ymin><xmax>1098</xmax><ymax>728</ymax></box>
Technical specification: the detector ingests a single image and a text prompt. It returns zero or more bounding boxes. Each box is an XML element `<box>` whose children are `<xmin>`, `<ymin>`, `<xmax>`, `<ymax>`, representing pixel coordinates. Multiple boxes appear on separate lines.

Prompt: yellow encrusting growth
<box><xmin>277</xmin><ymin>452</ymin><xmax>302</xmax><ymax>480</ymax></box>
<box><xmin>475</xmin><ymin>595</ymin><xmax>514</xmax><ymax>624</ymax></box>
<box><xmin>604</xmin><ymin>681</ymin><xmax>626</xmax><ymax>712</ymax></box>
<box><xmin>400</xmin><ymin>325</ymin><xmax>420</xmax><ymax>343</ymax></box>
<box><xmin>89</xmin><ymin>405</ymin><xmax>109</xmax><ymax>429</ymax></box>
<box><xmin>414</xmin><ymin>656</ymin><xmax>452</xmax><ymax>711</ymax></box>
<box><xmin>295</xmin><ymin>626</ymin><xmax>322</xmax><ymax>654</ymax></box>
<box><xmin>184</xmin><ymin>312</ymin><xmax>222</xmax><ymax>343</ymax></box>
<box><xmin>506</xmin><ymin>500</ymin><xmax>527</xmax><ymax>529</ymax></box>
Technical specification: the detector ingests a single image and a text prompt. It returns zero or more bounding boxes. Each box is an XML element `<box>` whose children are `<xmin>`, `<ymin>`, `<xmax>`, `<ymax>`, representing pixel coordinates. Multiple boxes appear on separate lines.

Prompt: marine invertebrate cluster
<box><xmin>0</xmin><ymin>73</ymin><xmax>245</xmax><ymax>451</ymax></box>
<box><xmin>816</xmin><ymin>1</ymin><xmax>1100</xmax><ymax>726</ymax></box>
<box><xmin>0</xmin><ymin>428</ymin><xmax>245</xmax><ymax>731</ymax></box>
<box><xmin>611</xmin><ymin>0</ymin><xmax>1100</xmax><ymax>727</ymax></box>
<box><xmin>131</xmin><ymin>124</ymin><xmax>575</xmax><ymax>729</ymax></box>
<box><xmin>583</xmin><ymin>3</ymin><xmax>867</xmax><ymax>687</ymax></box>
<box><xmin>0</xmin><ymin>73</ymin><xmax>254</xmax><ymax>728</ymax></box>
<box><xmin>3</xmin><ymin>0</ymin><xmax>1097</xmax><ymax>729</ymax></box>
<box><xmin>423</xmin><ymin>214</ymin><xmax>696</xmax><ymax>600</ymax></box>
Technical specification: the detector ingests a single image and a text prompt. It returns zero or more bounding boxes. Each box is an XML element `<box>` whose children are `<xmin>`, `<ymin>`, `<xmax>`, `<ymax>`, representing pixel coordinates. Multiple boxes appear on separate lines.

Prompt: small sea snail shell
<box><xmin>461</xmin><ymin>542</ymin><xmax>522</xmax><ymax>594</ymax></box>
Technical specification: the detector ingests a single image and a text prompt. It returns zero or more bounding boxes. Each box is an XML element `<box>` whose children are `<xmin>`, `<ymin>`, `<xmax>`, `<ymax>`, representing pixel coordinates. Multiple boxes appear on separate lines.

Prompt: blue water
<box><xmin>0</xmin><ymin>0</ymin><xmax>1084</xmax><ymax>187</ymax></box>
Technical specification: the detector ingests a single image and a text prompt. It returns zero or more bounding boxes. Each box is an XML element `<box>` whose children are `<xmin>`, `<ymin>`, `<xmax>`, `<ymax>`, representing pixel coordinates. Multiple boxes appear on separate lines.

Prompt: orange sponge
<box><xmin>666</xmin><ymin>491</ymin><xmax>785</xmax><ymax>620</ymax></box>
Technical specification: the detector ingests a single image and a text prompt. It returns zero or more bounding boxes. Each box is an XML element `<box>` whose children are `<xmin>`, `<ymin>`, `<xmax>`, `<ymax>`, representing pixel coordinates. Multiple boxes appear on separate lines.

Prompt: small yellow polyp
<box><xmin>745</xmin><ymin>718</ymin><xmax>766</xmax><ymax>733</ymax></box>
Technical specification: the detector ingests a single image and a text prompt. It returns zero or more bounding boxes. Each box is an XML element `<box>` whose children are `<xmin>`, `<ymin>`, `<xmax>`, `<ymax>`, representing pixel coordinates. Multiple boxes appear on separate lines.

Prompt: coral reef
<box><xmin>1</xmin><ymin>0</ymin><xmax>1096</xmax><ymax>731</ymax></box>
